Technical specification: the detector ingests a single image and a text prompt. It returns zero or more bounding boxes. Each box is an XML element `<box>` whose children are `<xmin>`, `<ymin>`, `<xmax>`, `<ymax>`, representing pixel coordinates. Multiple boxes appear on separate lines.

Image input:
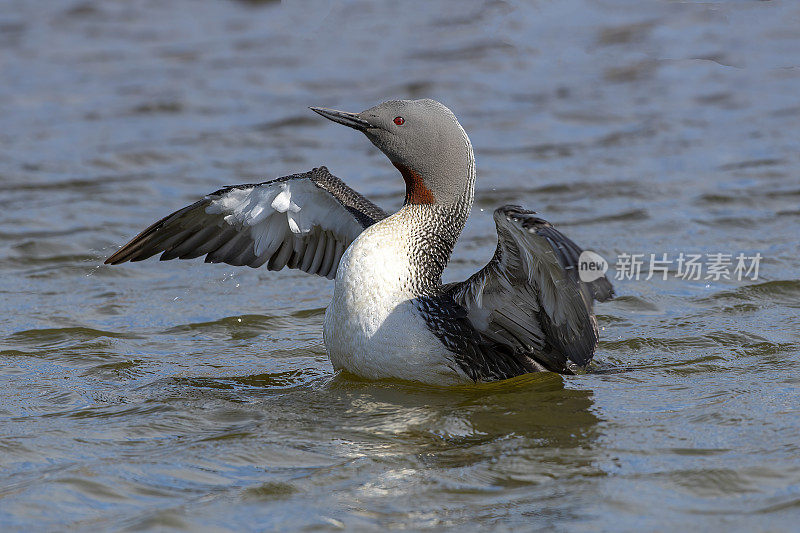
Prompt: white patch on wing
<box><xmin>202</xmin><ymin>177</ymin><xmax>365</xmax><ymax>278</ymax></box>
<box><xmin>271</xmin><ymin>187</ymin><xmax>293</xmax><ymax>213</ymax></box>
<box><xmin>287</xmin><ymin>214</ymin><xmax>300</xmax><ymax>234</ymax></box>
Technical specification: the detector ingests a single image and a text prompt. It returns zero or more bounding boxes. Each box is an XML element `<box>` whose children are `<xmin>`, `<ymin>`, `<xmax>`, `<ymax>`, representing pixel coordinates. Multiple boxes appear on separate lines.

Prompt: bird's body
<box><xmin>325</xmin><ymin>208</ymin><xmax>470</xmax><ymax>384</ymax></box>
<box><xmin>105</xmin><ymin>99</ymin><xmax>613</xmax><ymax>385</ymax></box>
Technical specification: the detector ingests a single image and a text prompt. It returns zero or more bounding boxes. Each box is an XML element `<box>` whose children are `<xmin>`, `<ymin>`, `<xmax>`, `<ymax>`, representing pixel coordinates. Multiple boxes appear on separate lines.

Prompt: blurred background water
<box><xmin>1</xmin><ymin>0</ymin><xmax>799</xmax><ymax>530</ymax></box>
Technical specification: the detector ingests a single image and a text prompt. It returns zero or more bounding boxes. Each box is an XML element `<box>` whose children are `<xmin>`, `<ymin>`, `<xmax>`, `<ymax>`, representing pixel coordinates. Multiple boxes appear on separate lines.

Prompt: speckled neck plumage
<box><xmin>394</xmin><ymin>158</ymin><xmax>476</xmax><ymax>296</ymax></box>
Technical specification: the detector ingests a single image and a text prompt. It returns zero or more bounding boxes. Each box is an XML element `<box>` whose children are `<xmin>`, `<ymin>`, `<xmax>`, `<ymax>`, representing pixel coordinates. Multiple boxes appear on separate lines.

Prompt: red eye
<box><xmin>393</xmin><ymin>116</ymin><xmax>404</xmax><ymax>125</ymax></box>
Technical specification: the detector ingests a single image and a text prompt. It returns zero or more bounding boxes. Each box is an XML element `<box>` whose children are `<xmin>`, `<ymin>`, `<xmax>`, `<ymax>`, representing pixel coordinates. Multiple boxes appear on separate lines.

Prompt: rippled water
<box><xmin>2</xmin><ymin>0</ymin><xmax>799</xmax><ymax>530</ymax></box>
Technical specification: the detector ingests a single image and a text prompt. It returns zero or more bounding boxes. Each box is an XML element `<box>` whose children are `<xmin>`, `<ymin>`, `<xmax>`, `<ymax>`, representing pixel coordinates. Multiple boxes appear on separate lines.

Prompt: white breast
<box><xmin>323</xmin><ymin>216</ymin><xmax>469</xmax><ymax>385</ymax></box>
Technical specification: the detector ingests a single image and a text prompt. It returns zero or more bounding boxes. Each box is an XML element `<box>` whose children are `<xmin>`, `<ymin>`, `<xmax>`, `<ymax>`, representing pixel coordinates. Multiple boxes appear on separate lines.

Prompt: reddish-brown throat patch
<box><xmin>392</xmin><ymin>162</ymin><xmax>436</xmax><ymax>205</ymax></box>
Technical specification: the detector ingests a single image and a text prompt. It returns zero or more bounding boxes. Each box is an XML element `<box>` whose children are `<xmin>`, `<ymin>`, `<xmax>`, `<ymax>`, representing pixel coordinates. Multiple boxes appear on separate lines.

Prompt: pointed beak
<box><xmin>310</xmin><ymin>107</ymin><xmax>376</xmax><ymax>131</ymax></box>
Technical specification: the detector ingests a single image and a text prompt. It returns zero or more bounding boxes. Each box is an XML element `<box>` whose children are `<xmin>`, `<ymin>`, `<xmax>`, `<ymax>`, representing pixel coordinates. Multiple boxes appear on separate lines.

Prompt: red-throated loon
<box><xmin>105</xmin><ymin>99</ymin><xmax>614</xmax><ymax>384</ymax></box>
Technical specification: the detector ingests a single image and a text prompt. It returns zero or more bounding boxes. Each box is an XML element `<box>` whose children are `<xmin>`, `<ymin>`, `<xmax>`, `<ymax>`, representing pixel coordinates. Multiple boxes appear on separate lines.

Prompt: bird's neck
<box><xmin>394</xmin><ymin>148</ymin><xmax>476</xmax><ymax>293</ymax></box>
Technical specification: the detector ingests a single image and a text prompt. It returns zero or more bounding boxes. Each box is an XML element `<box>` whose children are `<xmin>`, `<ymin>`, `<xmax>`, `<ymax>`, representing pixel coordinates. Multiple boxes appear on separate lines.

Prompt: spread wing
<box><xmin>447</xmin><ymin>205</ymin><xmax>614</xmax><ymax>371</ymax></box>
<box><xmin>105</xmin><ymin>166</ymin><xmax>386</xmax><ymax>279</ymax></box>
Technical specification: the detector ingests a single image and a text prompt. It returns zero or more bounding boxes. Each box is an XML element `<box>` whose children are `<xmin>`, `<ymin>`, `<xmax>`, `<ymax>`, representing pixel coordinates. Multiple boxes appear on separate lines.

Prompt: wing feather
<box><xmin>105</xmin><ymin>167</ymin><xmax>386</xmax><ymax>280</ymax></box>
<box><xmin>267</xmin><ymin>237</ymin><xmax>294</xmax><ymax>271</ymax></box>
<box><xmin>319</xmin><ymin>232</ymin><xmax>337</xmax><ymax>278</ymax></box>
<box><xmin>449</xmin><ymin>205</ymin><xmax>614</xmax><ymax>371</ymax></box>
<box><xmin>308</xmin><ymin>231</ymin><xmax>327</xmax><ymax>275</ymax></box>
<box><xmin>300</xmin><ymin>231</ymin><xmax>320</xmax><ymax>272</ymax></box>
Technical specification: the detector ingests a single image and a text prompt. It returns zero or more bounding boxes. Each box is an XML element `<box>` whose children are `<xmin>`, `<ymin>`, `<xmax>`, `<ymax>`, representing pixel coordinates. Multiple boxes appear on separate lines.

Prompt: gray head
<box><xmin>311</xmin><ymin>99</ymin><xmax>475</xmax><ymax>206</ymax></box>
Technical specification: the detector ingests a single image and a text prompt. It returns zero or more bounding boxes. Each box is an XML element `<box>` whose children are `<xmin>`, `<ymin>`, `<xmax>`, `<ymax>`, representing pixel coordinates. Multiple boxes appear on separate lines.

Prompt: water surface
<box><xmin>1</xmin><ymin>0</ymin><xmax>799</xmax><ymax>530</ymax></box>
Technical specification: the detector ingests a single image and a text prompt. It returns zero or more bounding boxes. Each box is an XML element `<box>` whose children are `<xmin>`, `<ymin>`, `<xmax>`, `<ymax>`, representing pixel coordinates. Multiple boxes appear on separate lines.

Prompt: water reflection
<box><xmin>162</xmin><ymin>370</ymin><xmax>601</xmax><ymax>487</ymax></box>
<box><xmin>328</xmin><ymin>373</ymin><xmax>596</xmax><ymax>444</ymax></box>
<box><xmin>311</xmin><ymin>373</ymin><xmax>602</xmax><ymax>487</ymax></box>
<box><xmin>283</xmin><ymin>373</ymin><xmax>603</xmax><ymax>520</ymax></box>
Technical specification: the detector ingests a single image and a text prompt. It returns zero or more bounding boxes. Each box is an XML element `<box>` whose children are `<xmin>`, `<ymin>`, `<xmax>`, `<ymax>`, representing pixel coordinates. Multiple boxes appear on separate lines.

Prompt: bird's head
<box><xmin>311</xmin><ymin>99</ymin><xmax>474</xmax><ymax>206</ymax></box>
